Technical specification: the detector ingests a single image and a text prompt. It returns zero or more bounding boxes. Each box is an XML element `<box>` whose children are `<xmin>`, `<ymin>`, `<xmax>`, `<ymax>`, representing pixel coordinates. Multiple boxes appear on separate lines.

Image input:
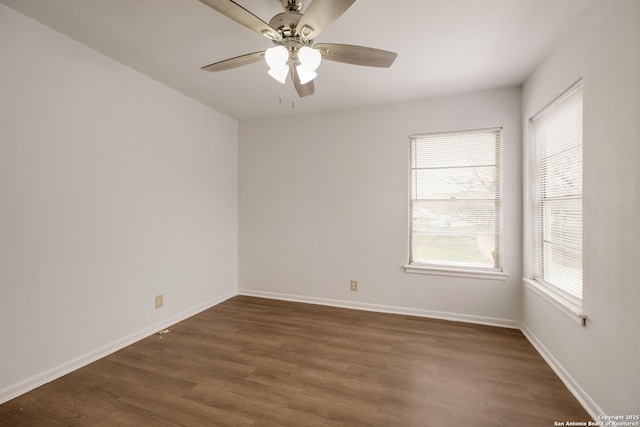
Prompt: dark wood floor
<box><xmin>0</xmin><ymin>296</ymin><xmax>590</xmax><ymax>426</ymax></box>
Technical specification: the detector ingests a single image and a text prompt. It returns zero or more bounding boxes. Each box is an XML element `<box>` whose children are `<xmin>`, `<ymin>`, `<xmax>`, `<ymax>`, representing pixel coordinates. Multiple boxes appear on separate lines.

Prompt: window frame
<box><xmin>404</xmin><ymin>127</ymin><xmax>506</xmax><ymax>280</ymax></box>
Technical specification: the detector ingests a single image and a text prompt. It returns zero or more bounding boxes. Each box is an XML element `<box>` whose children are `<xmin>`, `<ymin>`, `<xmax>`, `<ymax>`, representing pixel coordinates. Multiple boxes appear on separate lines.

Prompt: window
<box><xmin>531</xmin><ymin>80</ymin><xmax>583</xmax><ymax>302</ymax></box>
<box><xmin>408</xmin><ymin>128</ymin><xmax>502</xmax><ymax>273</ymax></box>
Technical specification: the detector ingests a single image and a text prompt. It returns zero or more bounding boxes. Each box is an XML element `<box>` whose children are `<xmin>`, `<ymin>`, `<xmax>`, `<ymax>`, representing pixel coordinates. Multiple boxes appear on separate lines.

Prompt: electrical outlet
<box><xmin>155</xmin><ymin>294</ymin><xmax>163</xmax><ymax>309</ymax></box>
<box><xmin>350</xmin><ymin>280</ymin><xmax>358</xmax><ymax>292</ymax></box>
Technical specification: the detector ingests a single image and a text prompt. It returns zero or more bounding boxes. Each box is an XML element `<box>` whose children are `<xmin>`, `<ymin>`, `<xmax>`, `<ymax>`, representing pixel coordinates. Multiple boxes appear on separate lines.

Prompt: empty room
<box><xmin>0</xmin><ymin>0</ymin><xmax>638</xmax><ymax>425</ymax></box>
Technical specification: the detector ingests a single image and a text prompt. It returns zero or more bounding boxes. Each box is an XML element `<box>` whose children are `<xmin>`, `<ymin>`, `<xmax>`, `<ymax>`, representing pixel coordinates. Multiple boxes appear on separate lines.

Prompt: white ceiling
<box><xmin>1</xmin><ymin>0</ymin><xmax>591</xmax><ymax>121</ymax></box>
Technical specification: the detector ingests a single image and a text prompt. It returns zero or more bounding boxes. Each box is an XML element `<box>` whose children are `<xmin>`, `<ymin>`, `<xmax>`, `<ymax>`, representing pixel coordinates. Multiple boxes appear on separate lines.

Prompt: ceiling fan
<box><xmin>198</xmin><ymin>0</ymin><xmax>398</xmax><ymax>97</ymax></box>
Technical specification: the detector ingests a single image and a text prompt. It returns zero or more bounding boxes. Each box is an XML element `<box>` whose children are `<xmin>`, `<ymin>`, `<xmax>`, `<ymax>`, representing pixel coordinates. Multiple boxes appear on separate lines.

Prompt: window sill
<box><xmin>404</xmin><ymin>265</ymin><xmax>508</xmax><ymax>281</ymax></box>
<box><xmin>523</xmin><ymin>278</ymin><xmax>587</xmax><ymax>326</ymax></box>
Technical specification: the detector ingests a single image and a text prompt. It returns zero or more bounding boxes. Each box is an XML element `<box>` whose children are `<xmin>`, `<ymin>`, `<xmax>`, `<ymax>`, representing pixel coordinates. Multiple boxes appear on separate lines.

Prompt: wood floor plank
<box><xmin>0</xmin><ymin>296</ymin><xmax>591</xmax><ymax>426</ymax></box>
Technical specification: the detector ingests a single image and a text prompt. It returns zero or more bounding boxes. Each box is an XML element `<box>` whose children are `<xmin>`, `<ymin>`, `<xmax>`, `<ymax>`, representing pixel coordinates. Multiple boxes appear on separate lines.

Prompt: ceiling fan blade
<box><xmin>291</xmin><ymin>64</ymin><xmax>315</xmax><ymax>97</ymax></box>
<box><xmin>314</xmin><ymin>43</ymin><xmax>397</xmax><ymax>67</ymax></box>
<box><xmin>297</xmin><ymin>0</ymin><xmax>357</xmax><ymax>40</ymax></box>
<box><xmin>198</xmin><ymin>0</ymin><xmax>281</xmax><ymax>40</ymax></box>
<box><xmin>201</xmin><ymin>51</ymin><xmax>265</xmax><ymax>72</ymax></box>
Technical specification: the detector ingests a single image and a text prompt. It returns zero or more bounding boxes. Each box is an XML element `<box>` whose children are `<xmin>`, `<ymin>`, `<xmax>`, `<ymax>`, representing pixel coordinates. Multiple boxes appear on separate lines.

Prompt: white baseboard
<box><xmin>0</xmin><ymin>290</ymin><xmax>236</xmax><ymax>405</ymax></box>
<box><xmin>520</xmin><ymin>324</ymin><xmax>604</xmax><ymax>420</ymax></box>
<box><xmin>238</xmin><ymin>288</ymin><xmax>520</xmax><ymax>329</ymax></box>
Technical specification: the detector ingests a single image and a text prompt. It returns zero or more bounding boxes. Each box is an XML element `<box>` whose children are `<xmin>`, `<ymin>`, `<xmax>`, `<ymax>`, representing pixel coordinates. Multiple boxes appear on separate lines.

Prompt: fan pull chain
<box><xmin>276</xmin><ymin>93</ymin><xmax>294</xmax><ymax>109</ymax></box>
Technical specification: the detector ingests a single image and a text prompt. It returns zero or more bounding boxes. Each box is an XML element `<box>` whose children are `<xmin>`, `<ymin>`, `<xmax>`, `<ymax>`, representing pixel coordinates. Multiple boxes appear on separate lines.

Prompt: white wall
<box><xmin>239</xmin><ymin>87</ymin><xmax>522</xmax><ymax>326</ymax></box>
<box><xmin>0</xmin><ymin>4</ymin><xmax>238</xmax><ymax>402</ymax></box>
<box><xmin>521</xmin><ymin>0</ymin><xmax>640</xmax><ymax>415</ymax></box>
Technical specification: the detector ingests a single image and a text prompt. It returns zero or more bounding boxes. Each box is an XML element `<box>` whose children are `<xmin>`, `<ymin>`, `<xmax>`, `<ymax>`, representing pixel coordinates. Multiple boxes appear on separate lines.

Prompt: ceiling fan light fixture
<box><xmin>298</xmin><ymin>46</ymin><xmax>322</xmax><ymax>71</ymax></box>
<box><xmin>296</xmin><ymin>64</ymin><xmax>317</xmax><ymax>84</ymax></box>
<box><xmin>199</xmin><ymin>0</ymin><xmax>396</xmax><ymax>98</ymax></box>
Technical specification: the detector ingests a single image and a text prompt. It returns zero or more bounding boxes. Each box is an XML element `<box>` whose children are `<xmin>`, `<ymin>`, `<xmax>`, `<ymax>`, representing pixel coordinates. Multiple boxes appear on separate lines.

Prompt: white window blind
<box><xmin>409</xmin><ymin>128</ymin><xmax>502</xmax><ymax>271</ymax></box>
<box><xmin>532</xmin><ymin>81</ymin><xmax>583</xmax><ymax>301</ymax></box>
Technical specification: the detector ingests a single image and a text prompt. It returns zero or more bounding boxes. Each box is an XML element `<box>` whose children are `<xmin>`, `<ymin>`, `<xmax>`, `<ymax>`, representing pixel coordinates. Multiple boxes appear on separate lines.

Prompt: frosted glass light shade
<box><xmin>265</xmin><ymin>45</ymin><xmax>289</xmax><ymax>69</ymax></box>
<box><xmin>296</xmin><ymin>64</ymin><xmax>317</xmax><ymax>84</ymax></box>
<box><xmin>268</xmin><ymin>65</ymin><xmax>289</xmax><ymax>84</ymax></box>
<box><xmin>298</xmin><ymin>46</ymin><xmax>321</xmax><ymax>71</ymax></box>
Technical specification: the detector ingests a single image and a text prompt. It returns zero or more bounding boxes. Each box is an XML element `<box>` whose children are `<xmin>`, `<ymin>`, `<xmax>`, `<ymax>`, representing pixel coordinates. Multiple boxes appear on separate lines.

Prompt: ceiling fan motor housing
<box><xmin>269</xmin><ymin>11</ymin><xmax>304</xmax><ymax>39</ymax></box>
